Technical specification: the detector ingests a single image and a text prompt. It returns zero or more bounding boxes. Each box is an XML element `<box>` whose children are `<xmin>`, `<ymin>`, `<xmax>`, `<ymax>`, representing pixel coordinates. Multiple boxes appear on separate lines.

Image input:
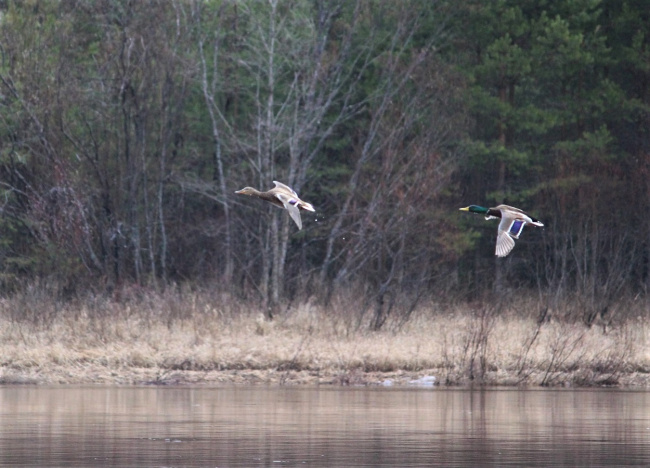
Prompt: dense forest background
<box><xmin>0</xmin><ymin>0</ymin><xmax>648</xmax><ymax>327</ymax></box>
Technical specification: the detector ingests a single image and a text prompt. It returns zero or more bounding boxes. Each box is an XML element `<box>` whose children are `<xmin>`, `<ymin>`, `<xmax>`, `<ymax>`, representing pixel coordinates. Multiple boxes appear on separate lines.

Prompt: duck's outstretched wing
<box><xmin>284</xmin><ymin>204</ymin><xmax>302</xmax><ymax>229</ymax></box>
<box><xmin>497</xmin><ymin>204</ymin><xmax>544</xmax><ymax>227</ymax></box>
<box><xmin>495</xmin><ymin>229</ymin><xmax>516</xmax><ymax>257</ymax></box>
<box><xmin>495</xmin><ymin>216</ymin><xmax>526</xmax><ymax>257</ymax></box>
<box><xmin>274</xmin><ymin>191</ymin><xmax>303</xmax><ymax>229</ymax></box>
<box><xmin>284</xmin><ymin>202</ymin><xmax>303</xmax><ymax>229</ymax></box>
<box><xmin>273</xmin><ymin>181</ymin><xmax>298</xmax><ymax>197</ymax></box>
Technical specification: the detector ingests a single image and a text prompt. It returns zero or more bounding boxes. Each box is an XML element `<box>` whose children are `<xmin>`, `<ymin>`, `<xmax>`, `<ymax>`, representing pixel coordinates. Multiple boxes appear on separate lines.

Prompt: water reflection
<box><xmin>0</xmin><ymin>386</ymin><xmax>648</xmax><ymax>467</ymax></box>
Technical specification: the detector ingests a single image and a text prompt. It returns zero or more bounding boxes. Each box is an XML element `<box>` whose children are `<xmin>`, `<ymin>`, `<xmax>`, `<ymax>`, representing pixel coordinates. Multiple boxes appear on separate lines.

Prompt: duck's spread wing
<box><xmin>274</xmin><ymin>192</ymin><xmax>303</xmax><ymax>229</ymax></box>
<box><xmin>495</xmin><ymin>204</ymin><xmax>527</xmax><ymax>217</ymax></box>
<box><xmin>496</xmin><ymin>217</ymin><xmax>522</xmax><ymax>257</ymax></box>
<box><xmin>285</xmin><ymin>203</ymin><xmax>302</xmax><ymax>229</ymax></box>
<box><xmin>498</xmin><ymin>204</ymin><xmax>543</xmax><ymax>226</ymax></box>
<box><xmin>272</xmin><ymin>181</ymin><xmax>298</xmax><ymax>197</ymax></box>
<box><xmin>495</xmin><ymin>229</ymin><xmax>516</xmax><ymax>257</ymax></box>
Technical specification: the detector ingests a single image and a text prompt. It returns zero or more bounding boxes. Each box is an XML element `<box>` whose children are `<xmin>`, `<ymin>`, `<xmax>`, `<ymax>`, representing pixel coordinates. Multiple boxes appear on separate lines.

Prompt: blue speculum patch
<box><xmin>509</xmin><ymin>220</ymin><xmax>525</xmax><ymax>237</ymax></box>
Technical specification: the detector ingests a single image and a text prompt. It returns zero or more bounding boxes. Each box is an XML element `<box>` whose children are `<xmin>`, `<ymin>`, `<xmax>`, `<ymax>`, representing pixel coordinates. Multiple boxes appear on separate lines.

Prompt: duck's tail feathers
<box><xmin>299</xmin><ymin>202</ymin><xmax>315</xmax><ymax>212</ymax></box>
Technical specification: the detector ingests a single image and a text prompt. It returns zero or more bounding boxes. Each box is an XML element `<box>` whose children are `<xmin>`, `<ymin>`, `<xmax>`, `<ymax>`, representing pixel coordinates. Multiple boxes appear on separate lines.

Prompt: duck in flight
<box><xmin>459</xmin><ymin>204</ymin><xmax>544</xmax><ymax>257</ymax></box>
<box><xmin>235</xmin><ymin>181</ymin><xmax>315</xmax><ymax>230</ymax></box>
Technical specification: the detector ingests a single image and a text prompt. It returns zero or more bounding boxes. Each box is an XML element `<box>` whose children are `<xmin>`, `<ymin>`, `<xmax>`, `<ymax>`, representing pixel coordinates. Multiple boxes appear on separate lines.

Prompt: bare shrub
<box><xmin>458</xmin><ymin>305</ymin><xmax>497</xmax><ymax>383</ymax></box>
<box><xmin>4</xmin><ymin>281</ymin><xmax>66</xmax><ymax>327</ymax></box>
<box><xmin>573</xmin><ymin>322</ymin><xmax>637</xmax><ymax>386</ymax></box>
<box><xmin>514</xmin><ymin>312</ymin><xmax>547</xmax><ymax>384</ymax></box>
<box><xmin>540</xmin><ymin>324</ymin><xmax>588</xmax><ymax>386</ymax></box>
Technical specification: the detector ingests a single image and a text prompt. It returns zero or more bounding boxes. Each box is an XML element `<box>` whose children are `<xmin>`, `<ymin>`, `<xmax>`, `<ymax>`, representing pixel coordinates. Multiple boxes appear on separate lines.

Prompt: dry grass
<box><xmin>0</xmin><ymin>289</ymin><xmax>649</xmax><ymax>387</ymax></box>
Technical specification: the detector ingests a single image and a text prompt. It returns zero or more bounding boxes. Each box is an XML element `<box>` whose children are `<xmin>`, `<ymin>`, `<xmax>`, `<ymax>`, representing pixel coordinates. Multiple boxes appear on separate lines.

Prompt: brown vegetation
<box><xmin>0</xmin><ymin>288</ymin><xmax>648</xmax><ymax>387</ymax></box>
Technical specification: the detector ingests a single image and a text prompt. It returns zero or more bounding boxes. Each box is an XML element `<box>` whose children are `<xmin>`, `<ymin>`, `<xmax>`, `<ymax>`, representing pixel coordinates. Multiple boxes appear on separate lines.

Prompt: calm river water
<box><xmin>0</xmin><ymin>385</ymin><xmax>648</xmax><ymax>467</ymax></box>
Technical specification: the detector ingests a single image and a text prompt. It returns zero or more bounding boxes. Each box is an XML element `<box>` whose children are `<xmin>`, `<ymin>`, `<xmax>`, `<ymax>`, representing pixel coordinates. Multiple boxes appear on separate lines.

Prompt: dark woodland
<box><xmin>0</xmin><ymin>0</ymin><xmax>648</xmax><ymax>328</ymax></box>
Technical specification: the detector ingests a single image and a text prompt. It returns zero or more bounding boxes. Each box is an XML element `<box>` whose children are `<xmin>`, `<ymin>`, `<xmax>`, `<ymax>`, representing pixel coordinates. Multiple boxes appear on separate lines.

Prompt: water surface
<box><xmin>0</xmin><ymin>386</ymin><xmax>648</xmax><ymax>467</ymax></box>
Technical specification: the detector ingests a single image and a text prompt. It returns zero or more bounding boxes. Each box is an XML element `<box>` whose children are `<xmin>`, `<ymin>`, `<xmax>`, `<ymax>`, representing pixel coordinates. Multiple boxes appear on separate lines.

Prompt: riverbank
<box><xmin>1</xmin><ymin>292</ymin><xmax>649</xmax><ymax>387</ymax></box>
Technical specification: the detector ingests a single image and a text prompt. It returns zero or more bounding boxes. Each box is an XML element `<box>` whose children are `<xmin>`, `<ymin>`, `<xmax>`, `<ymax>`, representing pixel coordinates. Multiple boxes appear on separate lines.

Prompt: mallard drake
<box><xmin>459</xmin><ymin>204</ymin><xmax>543</xmax><ymax>257</ymax></box>
<box><xmin>235</xmin><ymin>181</ymin><xmax>315</xmax><ymax>230</ymax></box>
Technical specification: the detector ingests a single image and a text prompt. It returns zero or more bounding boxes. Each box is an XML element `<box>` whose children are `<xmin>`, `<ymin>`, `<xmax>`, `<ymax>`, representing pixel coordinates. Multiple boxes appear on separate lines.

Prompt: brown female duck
<box><xmin>235</xmin><ymin>181</ymin><xmax>315</xmax><ymax>230</ymax></box>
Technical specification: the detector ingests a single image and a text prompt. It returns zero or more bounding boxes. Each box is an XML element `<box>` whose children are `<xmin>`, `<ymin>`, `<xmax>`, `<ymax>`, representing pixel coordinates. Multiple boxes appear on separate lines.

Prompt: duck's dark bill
<box><xmin>509</xmin><ymin>219</ymin><xmax>525</xmax><ymax>238</ymax></box>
